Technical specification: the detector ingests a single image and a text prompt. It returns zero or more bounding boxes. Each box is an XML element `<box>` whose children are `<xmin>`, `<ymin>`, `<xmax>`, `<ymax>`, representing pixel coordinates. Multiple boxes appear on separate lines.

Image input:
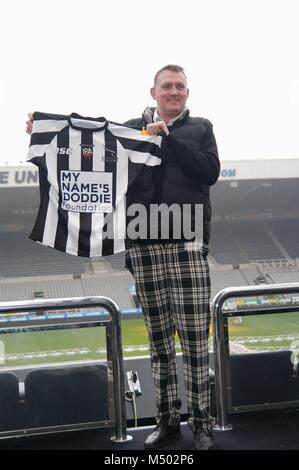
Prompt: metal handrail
<box><xmin>211</xmin><ymin>282</ymin><xmax>299</xmax><ymax>431</ymax></box>
<box><xmin>0</xmin><ymin>296</ymin><xmax>132</xmax><ymax>442</ymax></box>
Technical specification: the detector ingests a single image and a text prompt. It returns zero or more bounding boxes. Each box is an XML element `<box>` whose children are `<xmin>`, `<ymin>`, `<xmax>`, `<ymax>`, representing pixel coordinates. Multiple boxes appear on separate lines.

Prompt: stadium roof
<box><xmin>220</xmin><ymin>158</ymin><xmax>299</xmax><ymax>180</ymax></box>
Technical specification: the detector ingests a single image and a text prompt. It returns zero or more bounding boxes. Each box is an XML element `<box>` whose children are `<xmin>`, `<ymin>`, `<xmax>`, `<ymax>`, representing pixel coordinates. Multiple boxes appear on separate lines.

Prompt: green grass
<box><xmin>227</xmin><ymin>311</ymin><xmax>299</xmax><ymax>350</ymax></box>
<box><xmin>122</xmin><ymin>318</ymin><xmax>148</xmax><ymax>346</ymax></box>
<box><xmin>0</xmin><ymin>326</ymin><xmax>107</xmax><ymax>367</ymax></box>
<box><xmin>1</xmin><ymin>310</ymin><xmax>299</xmax><ymax>368</ymax></box>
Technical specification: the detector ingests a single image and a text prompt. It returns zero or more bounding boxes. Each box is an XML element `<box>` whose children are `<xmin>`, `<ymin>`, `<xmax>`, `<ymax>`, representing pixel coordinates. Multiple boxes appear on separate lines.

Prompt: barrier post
<box><xmin>0</xmin><ymin>296</ymin><xmax>132</xmax><ymax>442</ymax></box>
<box><xmin>211</xmin><ymin>283</ymin><xmax>299</xmax><ymax>431</ymax></box>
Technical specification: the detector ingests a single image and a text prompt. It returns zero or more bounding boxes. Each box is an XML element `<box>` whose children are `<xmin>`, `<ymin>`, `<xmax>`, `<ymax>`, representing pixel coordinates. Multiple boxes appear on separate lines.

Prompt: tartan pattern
<box><xmin>125</xmin><ymin>241</ymin><xmax>215</xmax><ymax>430</ymax></box>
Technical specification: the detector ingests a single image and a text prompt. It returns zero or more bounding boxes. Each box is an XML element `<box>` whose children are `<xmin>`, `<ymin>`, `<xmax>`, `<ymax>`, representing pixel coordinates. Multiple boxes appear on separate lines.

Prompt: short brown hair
<box><xmin>154</xmin><ymin>64</ymin><xmax>187</xmax><ymax>85</ymax></box>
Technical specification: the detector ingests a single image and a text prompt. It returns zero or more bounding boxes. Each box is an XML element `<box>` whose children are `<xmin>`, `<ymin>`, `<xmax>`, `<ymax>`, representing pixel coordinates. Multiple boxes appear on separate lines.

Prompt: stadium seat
<box><xmin>230</xmin><ymin>350</ymin><xmax>296</xmax><ymax>407</ymax></box>
<box><xmin>0</xmin><ymin>372</ymin><xmax>23</xmax><ymax>430</ymax></box>
<box><xmin>24</xmin><ymin>364</ymin><xmax>109</xmax><ymax>428</ymax></box>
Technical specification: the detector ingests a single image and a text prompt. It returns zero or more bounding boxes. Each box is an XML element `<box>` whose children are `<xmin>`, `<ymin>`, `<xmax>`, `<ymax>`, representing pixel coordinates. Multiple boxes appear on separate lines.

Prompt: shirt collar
<box><xmin>153</xmin><ymin>107</ymin><xmax>188</xmax><ymax>126</ymax></box>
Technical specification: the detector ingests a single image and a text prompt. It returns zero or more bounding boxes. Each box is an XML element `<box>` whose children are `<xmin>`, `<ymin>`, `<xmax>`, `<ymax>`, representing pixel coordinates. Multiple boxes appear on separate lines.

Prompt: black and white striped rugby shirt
<box><xmin>27</xmin><ymin>112</ymin><xmax>162</xmax><ymax>257</ymax></box>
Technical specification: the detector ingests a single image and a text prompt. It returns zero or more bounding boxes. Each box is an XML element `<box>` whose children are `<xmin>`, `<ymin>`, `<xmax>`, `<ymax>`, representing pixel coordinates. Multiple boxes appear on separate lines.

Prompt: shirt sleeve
<box><xmin>26</xmin><ymin>111</ymin><xmax>68</xmax><ymax>163</ymax></box>
<box><xmin>108</xmin><ymin>122</ymin><xmax>163</xmax><ymax>167</ymax></box>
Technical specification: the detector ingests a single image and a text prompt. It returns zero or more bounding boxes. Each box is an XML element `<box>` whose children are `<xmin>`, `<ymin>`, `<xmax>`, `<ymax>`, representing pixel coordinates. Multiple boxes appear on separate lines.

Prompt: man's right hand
<box><xmin>26</xmin><ymin>112</ymin><xmax>33</xmax><ymax>135</ymax></box>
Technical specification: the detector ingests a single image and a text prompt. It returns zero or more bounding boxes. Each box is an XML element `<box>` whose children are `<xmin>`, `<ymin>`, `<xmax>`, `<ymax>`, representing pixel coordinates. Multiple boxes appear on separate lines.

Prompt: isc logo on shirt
<box><xmin>56</xmin><ymin>147</ymin><xmax>72</xmax><ymax>155</ymax></box>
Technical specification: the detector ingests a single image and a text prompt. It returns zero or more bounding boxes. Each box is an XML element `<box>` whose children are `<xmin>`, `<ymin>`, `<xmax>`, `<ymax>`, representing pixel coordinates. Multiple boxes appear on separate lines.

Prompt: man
<box><xmin>26</xmin><ymin>65</ymin><xmax>220</xmax><ymax>450</ymax></box>
<box><xmin>124</xmin><ymin>65</ymin><xmax>220</xmax><ymax>450</ymax></box>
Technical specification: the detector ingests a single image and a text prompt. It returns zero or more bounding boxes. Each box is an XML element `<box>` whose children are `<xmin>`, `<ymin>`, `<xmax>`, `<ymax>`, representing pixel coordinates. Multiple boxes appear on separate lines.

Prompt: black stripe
<box><xmin>30</xmin><ymin>131</ymin><xmax>58</xmax><ymax>146</ymax></box>
<box><xmin>102</xmin><ymin>129</ymin><xmax>117</xmax><ymax>256</ymax></box>
<box><xmin>54</xmin><ymin>126</ymin><xmax>70</xmax><ymax>252</ymax></box>
<box><xmin>78</xmin><ymin>129</ymin><xmax>93</xmax><ymax>257</ymax></box>
<box><xmin>116</xmin><ymin>136</ymin><xmax>161</xmax><ymax>158</ymax></box>
<box><xmin>33</xmin><ymin>111</ymin><xmax>68</xmax><ymax>121</ymax></box>
<box><xmin>29</xmin><ymin>163</ymin><xmax>50</xmax><ymax>243</ymax></box>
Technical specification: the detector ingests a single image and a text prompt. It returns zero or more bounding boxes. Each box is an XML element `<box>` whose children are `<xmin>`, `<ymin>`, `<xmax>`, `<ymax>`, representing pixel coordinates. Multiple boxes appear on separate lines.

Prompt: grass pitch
<box><xmin>0</xmin><ymin>310</ymin><xmax>299</xmax><ymax>368</ymax></box>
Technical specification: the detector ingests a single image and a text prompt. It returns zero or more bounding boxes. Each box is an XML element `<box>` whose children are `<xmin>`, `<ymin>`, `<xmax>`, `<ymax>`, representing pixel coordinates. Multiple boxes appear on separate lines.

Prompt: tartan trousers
<box><xmin>125</xmin><ymin>241</ymin><xmax>214</xmax><ymax>430</ymax></box>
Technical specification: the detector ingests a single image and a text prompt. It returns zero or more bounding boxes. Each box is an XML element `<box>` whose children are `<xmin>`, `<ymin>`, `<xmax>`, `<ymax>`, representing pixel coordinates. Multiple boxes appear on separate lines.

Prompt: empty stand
<box><xmin>210</xmin><ymin>178</ymin><xmax>299</xmax><ymax>216</ymax></box>
<box><xmin>0</xmin><ymin>233</ymin><xmax>91</xmax><ymax>278</ymax></box>
<box><xmin>210</xmin><ymin>223</ymin><xmax>248</xmax><ymax>264</ymax></box>
<box><xmin>269</xmin><ymin>270</ymin><xmax>299</xmax><ymax>284</ymax></box>
<box><xmin>24</xmin><ymin>364</ymin><xmax>109</xmax><ymax>427</ymax></box>
<box><xmin>230</xmin><ymin>350</ymin><xmax>296</xmax><ymax>407</ymax></box>
<box><xmin>0</xmin><ymin>272</ymin><xmax>135</xmax><ymax>309</ymax></box>
<box><xmin>81</xmin><ymin>273</ymin><xmax>134</xmax><ymax>309</ymax></box>
<box><xmin>210</xmin><ymin>269</ymin><xmax>247</xmax><ymax>298</ymax></box>
<box><xmin>0</xmin><ymin>277</ymin><xmax>85</xmax><ymax>301</ymax></box>
<box><xmin>239</xmin><ymin>266</ymin><xmax>263</xmax><ymax>284</ymax></box>
<box><xmin>230</xmin><ymin>222</ymin><xmax>284</xmax><ymax>261</ymax></box>
<box><xmin>106</xmin><ymin>252</ymin><xmax>126</xmax><ymax>271</ymax></box>
<box><xmin>267</xmin><ymin>220</ymin><xmax>299</xmax><ymax>259</ymax></box>
<box><xmin>0</xmin><ymin>372</ymin><xmax>23</xmax><ymax>430</ymax></box>
<box><xmin>210</xmin><ymin>220</ymin><xmax>293</xmax><ymax>265</ymax></box>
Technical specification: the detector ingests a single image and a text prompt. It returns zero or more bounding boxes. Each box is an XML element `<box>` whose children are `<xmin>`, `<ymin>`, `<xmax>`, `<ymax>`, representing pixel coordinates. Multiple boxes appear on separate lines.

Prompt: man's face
<box><xmin>150</xmin><ymin>70</ymin><xmax>189</xmax><ymax>120</ymax></box>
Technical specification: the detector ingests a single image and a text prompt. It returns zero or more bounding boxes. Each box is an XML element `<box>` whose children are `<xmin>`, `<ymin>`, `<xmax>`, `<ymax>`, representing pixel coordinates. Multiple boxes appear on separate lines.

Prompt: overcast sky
<box><xmin>1</xmin><ymin>0</ymin><xmax>299</xmax><ymax>163</ymax></box>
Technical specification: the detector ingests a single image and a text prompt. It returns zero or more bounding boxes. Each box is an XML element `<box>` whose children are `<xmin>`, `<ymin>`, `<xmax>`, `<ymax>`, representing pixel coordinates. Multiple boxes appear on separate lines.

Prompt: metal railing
<box><xmin>211</xmin><ymin>282</ymin><xmax>299</xmax><ymax>431</ymax></box>
<box><xmin>0</xmin><ymin>296</ymin><xmax>132</xmax><ymax>442</ymax></box>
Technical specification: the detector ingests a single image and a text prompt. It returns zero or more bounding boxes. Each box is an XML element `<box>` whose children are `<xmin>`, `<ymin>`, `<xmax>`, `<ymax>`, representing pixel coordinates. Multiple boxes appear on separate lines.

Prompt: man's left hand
<box><xmin>147</xmin><ymin>121</ymin><xmax>169</xmax><ymax>136</ymax></box>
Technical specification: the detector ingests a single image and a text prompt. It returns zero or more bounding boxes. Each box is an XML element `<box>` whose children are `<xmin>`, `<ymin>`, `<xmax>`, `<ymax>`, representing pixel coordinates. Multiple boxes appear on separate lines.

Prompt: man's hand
<box><xmin>147</xmin><ymin>121</ymin><xmax>169</xmax><ymax>136</ymax></box>
<box><xmin>26</xmin><ymin>112</ymin><xmax>34</xmax><ymax>135</ymax></box>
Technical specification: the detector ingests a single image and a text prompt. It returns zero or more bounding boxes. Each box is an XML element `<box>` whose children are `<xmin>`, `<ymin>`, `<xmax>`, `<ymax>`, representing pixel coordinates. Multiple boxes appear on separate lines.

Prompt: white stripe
<box><xmin>109</xmin><ymin>122</ymin><xmax>162</xmax><ymax>145</ymax></box>
<box><xmin>42</xmin><ymin>136</ymin><xmax>59</xmax><ymax>247</ymax></box>
<box><xmin>113</xmin><ymin>141</ymin><xmax>127</xmax><ymax>253</ymax></box>
<box><xmin>33</xmin><ymin>119</ymin><xmax>68</xmax><ymax>133</ymax></box>
<box><xmin>90</xmin><ymin>213</ymin><xmax>104</xmax><ymax>256</ymax></box>
<box><xmin>89</xmin><ymin>132</ymin><xmax>106</xmax><ymax>257</ymax></box>
<box><xmin>65</xmin><ymin>130</ymin><xmax>82</xmax><ymax>256</ymax></box>
<box><xmin>66</xmin><ymin>212</ymin><xmax>80</xmax><ymax>255</ymax></box>
<box><xmin>27</xmin><ymin>144</ymin><xmax>49</xmax><ymax>161</ymax></box>
<box><xmin>129</xmin><ymin>150</ymin><xmax>161</xmax><ymax>166</ymax></box>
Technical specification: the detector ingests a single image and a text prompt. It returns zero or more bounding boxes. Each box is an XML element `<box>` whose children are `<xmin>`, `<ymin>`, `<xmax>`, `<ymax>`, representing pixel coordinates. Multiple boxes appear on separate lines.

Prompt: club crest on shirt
<box><xmin>82</xmin><ymin>147</ymin><xmax>93</xmax><ymax>159</ymax></box>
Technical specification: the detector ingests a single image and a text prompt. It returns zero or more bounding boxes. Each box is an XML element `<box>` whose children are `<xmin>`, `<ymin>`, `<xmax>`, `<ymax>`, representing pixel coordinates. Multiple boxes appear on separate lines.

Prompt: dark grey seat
<box><xmin>24</xmin><ymin>364</ymin><xmax>109</xmax><ymax>427</ymax></box>
<box><xmin>0</xmin><ymin>372</ymin><xmax>22</xmax><ymax>430</ymax></box>
<box><xmin>230</xmin><ymin>350</ymin><xmax>295</xmax><ymax>407</ymax></box>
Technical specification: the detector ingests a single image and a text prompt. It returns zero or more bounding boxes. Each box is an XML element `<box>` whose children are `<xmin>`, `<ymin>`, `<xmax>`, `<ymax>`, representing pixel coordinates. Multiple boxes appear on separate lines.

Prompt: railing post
<box><xmin>211</xmin><ymin>283</ymin><xmax>299</xmax><ymax>432</ymax></box>
<box><xmin>0</xmin><ymin>296</ymin><xmax>132</xmax><ymax>442</ymax></box>
<box><xmin>107</xmin><ymin>298</ymin><xmax>133</xmax><ymax>442</ymax></box>
<box><xmin>212</xmin><ymin>291</ymin><xmax>233</xmax><ymax>431</ymax></box>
